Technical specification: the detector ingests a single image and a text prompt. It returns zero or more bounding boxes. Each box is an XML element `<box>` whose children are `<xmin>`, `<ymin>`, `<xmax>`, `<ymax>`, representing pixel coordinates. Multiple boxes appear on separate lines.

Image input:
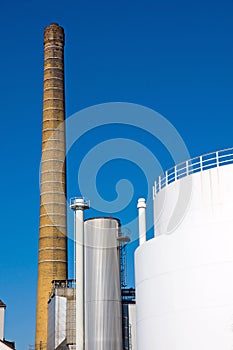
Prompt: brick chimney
<box><xmin>35</xmin><ymin>23</ymin><xmax>68</xmax><ymax>350</ymax></box>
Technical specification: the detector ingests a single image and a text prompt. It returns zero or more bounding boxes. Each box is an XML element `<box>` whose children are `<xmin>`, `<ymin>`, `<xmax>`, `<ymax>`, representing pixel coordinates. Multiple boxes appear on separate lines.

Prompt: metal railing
<box><xmin>153</xmin><ymin>147</ymin><xmax>233</xmax><ymax>197</ymax></box>
<box><xmin>51</xmin><ymin>279</ymin><xmax>76</xmax><ymax>289</ymax></box>
<box><xmin>70</xmin><ymin>197</ymin><xmax>90</xmax><ymax>207</ymax></box>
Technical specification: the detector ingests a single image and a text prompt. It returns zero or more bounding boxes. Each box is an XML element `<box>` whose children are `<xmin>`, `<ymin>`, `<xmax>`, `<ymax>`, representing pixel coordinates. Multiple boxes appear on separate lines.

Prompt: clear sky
<box><xmin>0</xmin><ymin>0</ymin><xmax>232</xmax><ymax>349</ymax></box>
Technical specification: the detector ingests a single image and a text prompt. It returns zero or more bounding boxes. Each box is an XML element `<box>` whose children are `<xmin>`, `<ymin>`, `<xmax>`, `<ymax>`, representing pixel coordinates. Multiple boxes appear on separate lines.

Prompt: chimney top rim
<box><xmin>45</xmin><ymin>22</ymin><xmax>63</xmax><ymax>30</ymax></box>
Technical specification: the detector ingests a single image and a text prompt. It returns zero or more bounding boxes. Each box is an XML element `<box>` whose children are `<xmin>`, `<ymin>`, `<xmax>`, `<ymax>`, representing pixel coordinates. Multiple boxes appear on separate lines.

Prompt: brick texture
<box><xmin>35</xmin><ymin>23</ymin><xmax>68</xmax><ymax>350</ymax></box>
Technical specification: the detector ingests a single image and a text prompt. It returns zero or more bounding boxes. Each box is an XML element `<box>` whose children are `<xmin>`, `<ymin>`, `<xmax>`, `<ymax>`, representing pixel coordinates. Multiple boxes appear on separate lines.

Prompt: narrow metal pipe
<box><xmin>137</xmin><ymin>198</ymin><xmax>147</xmax><ymax>245</ymax></box>
<box><xmin>70</xmin><ymin>198</ymin><xmax>90</xmax><ymax>350</ymax></box>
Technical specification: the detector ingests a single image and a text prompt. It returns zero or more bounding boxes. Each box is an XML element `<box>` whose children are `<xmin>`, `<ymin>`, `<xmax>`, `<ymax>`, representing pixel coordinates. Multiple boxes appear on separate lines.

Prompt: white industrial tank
<box><xmin>84</xmin><ymin>217</ymin><xmax>122</xmax><ymax>350</ymax></box>
<box><xmin>135</xmin><ymin>148</ymin><xmax>233</xmax><ymax>350</ymax></box>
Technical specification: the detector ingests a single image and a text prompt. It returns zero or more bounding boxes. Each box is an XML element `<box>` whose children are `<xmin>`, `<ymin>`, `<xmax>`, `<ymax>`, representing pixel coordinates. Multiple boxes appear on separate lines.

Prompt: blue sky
<box><xmin>0</xmin><ymin>0</ymin><xmax>233</xmax><ymax>349</ymax></box>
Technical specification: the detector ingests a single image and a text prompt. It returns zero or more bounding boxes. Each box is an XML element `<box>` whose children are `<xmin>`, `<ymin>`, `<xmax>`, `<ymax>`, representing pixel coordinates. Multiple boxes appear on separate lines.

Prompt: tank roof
<box><xmin>0</xmin><ymin>300</ymin><xmax>6</xmax><ymax>308</ymax></box>
<box><xmin>84</xmin><ymin>216</ymin><xmax>121</xmax><ymax>225</ymax></box>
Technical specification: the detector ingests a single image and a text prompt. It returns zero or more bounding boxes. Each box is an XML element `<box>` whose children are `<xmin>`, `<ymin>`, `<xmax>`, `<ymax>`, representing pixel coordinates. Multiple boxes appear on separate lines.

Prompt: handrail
<box><xmin>153</xmin><ymin>147</ymin><xmax>233</xmax><ymax>197</ymax></box>
<box><xmin>70</xmin><ymin>197</ymin><xmax>90</xmax><ymax>208</ymax></box>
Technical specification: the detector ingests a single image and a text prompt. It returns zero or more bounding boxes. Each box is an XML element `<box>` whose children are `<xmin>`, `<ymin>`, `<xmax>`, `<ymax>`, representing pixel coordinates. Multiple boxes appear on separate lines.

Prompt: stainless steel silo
<box><xmin>84</xmin><ymin>217</ymin><xmax>122</xmax><ymax>350</ymax></box>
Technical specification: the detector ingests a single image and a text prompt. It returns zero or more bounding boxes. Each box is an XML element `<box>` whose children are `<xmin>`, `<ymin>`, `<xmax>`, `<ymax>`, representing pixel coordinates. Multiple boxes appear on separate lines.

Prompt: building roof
<box><xmin>0</xmin><ymin>340</ymin><xmax>15</xmax><ymax>350</ymax></box>
<box><xmin>0</xmin><ymin>301</ymin><xmax>6</xmax><ymax>308</ymax></box>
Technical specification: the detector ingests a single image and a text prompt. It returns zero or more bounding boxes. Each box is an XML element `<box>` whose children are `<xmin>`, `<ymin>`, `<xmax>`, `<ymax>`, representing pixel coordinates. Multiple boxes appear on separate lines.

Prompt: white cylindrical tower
<box><xmin>137</xmin><ymin>198</ymin><xmax>147</xmax><ymax>245</ymax></box>
<box><xmin>84</xmin><ymin>217</ymin><xmax>122</xmax><ymax>350</ymax></box>
<box><xmin>70</xmin><ymin>198</ymin><xmax>90</xmax><ymax>350</ymax></box>
<box><xmin>135</xmin><ymin>148</ymin><xmax>233</xmax><ymax>350</ymax></box>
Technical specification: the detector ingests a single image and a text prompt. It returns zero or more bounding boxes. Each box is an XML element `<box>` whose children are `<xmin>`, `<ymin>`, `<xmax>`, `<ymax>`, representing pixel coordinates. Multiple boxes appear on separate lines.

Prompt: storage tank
<box><xmin>135</xmin><ymin>148</ymin><xmax>233</xmax><ymax>350</ymax></box>
<box><xmin>84</xmin><ymin>217</ymin><xmax>122</xmax><ymax>350</ymax></box>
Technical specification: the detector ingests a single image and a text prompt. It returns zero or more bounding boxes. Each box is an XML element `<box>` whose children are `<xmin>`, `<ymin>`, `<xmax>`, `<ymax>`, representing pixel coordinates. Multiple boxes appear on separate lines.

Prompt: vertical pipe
<box><xmin>76</xmin><ymin>203</ymin><xmax>84</xmax><ymax>350</ymax></box>
<box><xmin>70</xmin><ymin>198</ymin><xmax>90</xmax><ymax>350</ymax></box>
<box><xmin>137</xmin><ymin>198</ymin><xmax>147</xmax><ymax>246</ymax></box>
<box><xmin>36</xmin><ymin>23</ymin><xmax>67</xmax><ymax>350</ymax></box>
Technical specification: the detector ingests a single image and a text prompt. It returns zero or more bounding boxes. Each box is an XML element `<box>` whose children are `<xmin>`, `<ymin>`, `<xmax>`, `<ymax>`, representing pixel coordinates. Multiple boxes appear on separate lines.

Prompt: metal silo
<box><xmin>84</xmin><ymin>217</ymin><xmax>122</xmax><ymax>350</ymax></box>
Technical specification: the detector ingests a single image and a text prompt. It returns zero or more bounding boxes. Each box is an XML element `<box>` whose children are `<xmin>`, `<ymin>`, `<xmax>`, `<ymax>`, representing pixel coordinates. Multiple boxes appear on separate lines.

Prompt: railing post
<box><xmin>153</xmin><ymin>183</ymin><xmax>156</xmax><ymax>198</ymax></box>
<box><xmin>174</xmin><ymin>165</ymin><xmax>177</xmax><ymax>181</ymax></box>
<box><xmin>186</xmin><ymin>160</ymin><xmax>189</xmax><ymax>175</ymax></box>
<box><xmin>200</xmin><ymin>156</ymin><xmax>203</xmax><ymax>171</ymax></box>
<box><xmin>216</xmin><ymin>151</ymin><xmax>219</xmax><ymax>167</ymax></box>
<box><xmin>165</xmin><ymin>170</ymin><xmax>168</xmax><ymax>186</ymax></box>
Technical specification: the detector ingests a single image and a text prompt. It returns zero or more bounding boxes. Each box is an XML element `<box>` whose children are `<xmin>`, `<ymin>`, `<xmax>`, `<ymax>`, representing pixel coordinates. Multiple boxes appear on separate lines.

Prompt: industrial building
<box><xmin>0</xmin><ymin>301</ymin><xmax>15</xmax><ymax>350</ymax></box>
<box><xmin>35</xmin><ymin>22</ymin><xmax>233</xmax><ymax>350</ymax></box>
<box><xmin>47</xmin><ymin>280</ymin><xmax>75</xmax><ymax>350</ymax></box>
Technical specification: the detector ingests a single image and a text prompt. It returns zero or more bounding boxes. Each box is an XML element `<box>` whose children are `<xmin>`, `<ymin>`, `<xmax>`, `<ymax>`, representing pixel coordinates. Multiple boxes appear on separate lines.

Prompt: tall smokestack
<box><xmin>35</xmin><ymin>23</ymin><xmax>67</xmax><ymax>350</ymax></box>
